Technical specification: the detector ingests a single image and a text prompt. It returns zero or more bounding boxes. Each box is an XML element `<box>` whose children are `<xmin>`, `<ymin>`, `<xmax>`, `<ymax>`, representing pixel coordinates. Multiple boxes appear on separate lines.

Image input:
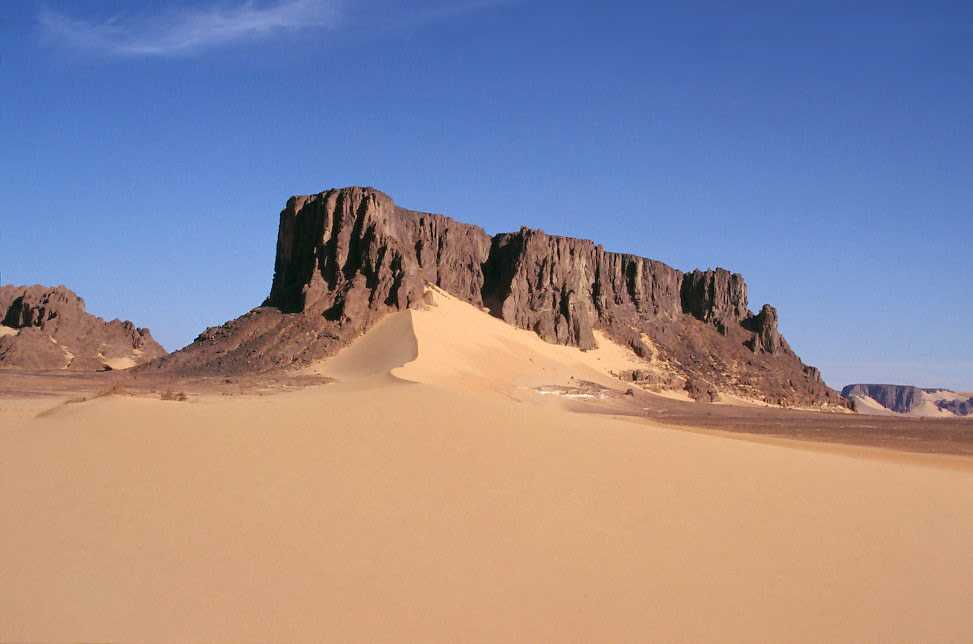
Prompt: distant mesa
<box><xmin>146</xmin><ymin>186</ymin><xmax>843</xmax><ymax>409</ymax></box>
<box><xmin>0</xmin><ymin>284</ymin><xmax>165</xmax><ymax>371</ymax></box>
<box><xmin>842</xmin><ymin>384</ymin><xmax>973</xmax><ymax>418</ymax></box>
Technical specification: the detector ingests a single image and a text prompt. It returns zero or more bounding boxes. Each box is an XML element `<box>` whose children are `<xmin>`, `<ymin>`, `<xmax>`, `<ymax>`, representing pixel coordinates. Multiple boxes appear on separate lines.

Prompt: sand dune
<box><xmin>309</xmin><ymin>309</ymin><xmax>418</xmax><ymax>382</ymax></box>
<box><xmin>848</xmin><ymin>393</ymin><xmax>897</xmax><ymax>416</ymax></box>
<box><xmin>910</xmin><ymin>398</ymin><xmax>955</xmax><ymax>418</ymax></box>
<box><xmin>395</xmin><ymin>287</ymin><xmax>649</xmax><ymax>396</ymax></box>
<box><xmin>1</xmin><ymin>290</ymin><xmax>972</xmax><ymax>642</ymax></box>
<box><xmin>101</xmin><ymin>356</ymin><xmax>136</xmax><ymax>370</ymax></box>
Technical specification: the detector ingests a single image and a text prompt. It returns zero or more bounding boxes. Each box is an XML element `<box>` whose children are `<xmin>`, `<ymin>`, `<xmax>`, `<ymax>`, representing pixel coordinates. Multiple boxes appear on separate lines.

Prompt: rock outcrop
<box><xmin>937</xmin><ymin>398</ymin><xmax>973</xmax><ymax>416</ymax></box>
<box><xmin>148</xmin><ymin>186</ymin><xmax>843</xmax><ymax>408</ymax></box>
<box><xmin>743</xmin><ymin>304</ymin><xmax>786</xmax><ymax>354</ymax></box>
<box><xmin>843</xmin><ymin>383</ymin><xmax>973</xmax><ymax>417</ymax></box>
<box><xmin>841</xmin><ymin>384</ymin><xmax>925</xmax><ymax>413</ymax></box>
<box><xmin>0</xmin><ymin>285</ymin><xmax>166</xmax><ymax>370</ymax></box>
<box><xmin>680</xmin><ymin>269</ymin><xmax>749</xmax><ymax>334</ymax></box>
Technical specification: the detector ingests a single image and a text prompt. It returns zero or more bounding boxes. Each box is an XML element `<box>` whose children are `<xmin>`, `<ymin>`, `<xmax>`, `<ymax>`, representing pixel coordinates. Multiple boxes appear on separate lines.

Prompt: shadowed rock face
<box><xmin>842</xmin><ymin>383</ymin><xmax>973</xmax><ymax>416</ymax></box>
<box><xmin>841</xmin><ymin>384</ymin><xmax>925</xmax><ymax>413</ymax></box>
<box><xmin>744</xmin><ymin>304</ymin><xmax>786</xmax><ymax>354</ymax></box>
<box><xmin>481</xmin><ymin>228</ymin><xmax>684</xmax><ymax>350</ymax></box>
<box><xmin>681</xmin><ymin>269</ymin><xmax>749</xmax><ymax>334</ymax></box>
<box><xmin>149</xmin><ymin>187</ymin><xmax>843</xmax><ymax>407</ymax></box>
<box><xmin>0</xmin><ymin>285</ymin><xmax>165</xmax><ymax>371</ymax></box>
<box><xmin>266</xmin><ymin>189</ymin><xmax>491</xmax><ymax>320</ymax></box>
<box><xmin>938</xmin><ymin>398</ymin><xmax>973</xmax><ymax>416</ymax></box>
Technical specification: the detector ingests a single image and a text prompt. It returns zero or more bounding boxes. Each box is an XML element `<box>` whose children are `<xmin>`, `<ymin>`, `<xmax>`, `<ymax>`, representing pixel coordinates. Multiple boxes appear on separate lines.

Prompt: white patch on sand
<box><xmin>0</xmin><ymin>325</ymin><xmax>18</xmax><ymax>338</ymax></box>
<box><xmin>534</xmin><ymin>386</ymin><xmax>605</xmax><ymax>400</ymax></box>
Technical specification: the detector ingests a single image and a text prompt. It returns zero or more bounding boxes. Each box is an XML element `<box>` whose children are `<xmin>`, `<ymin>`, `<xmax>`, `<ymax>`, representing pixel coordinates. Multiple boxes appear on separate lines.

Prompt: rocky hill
<box><xmin>147</xmin><ymin>186</ymin><xmax>843</xmax><ymax>408</ymax></box>
<box><xmin>842</xmin><ymin>384</ymin><xmax>973</xmax><ymax>417</ymax></box>
<box><xmin>0</xmin><ymin>285</ymin><xmax>165</xmax><ymax>371</ymax></box>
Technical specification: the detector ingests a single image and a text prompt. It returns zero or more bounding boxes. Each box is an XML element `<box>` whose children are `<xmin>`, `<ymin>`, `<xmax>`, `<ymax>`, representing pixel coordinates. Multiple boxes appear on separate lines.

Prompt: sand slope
<box><xmin>1</xmin><ymin>291</ymin><xmax>972</xmax><ymax>642</ymax></box>
<box><xmin>395</xmin><ymin>287</ymin><xmax>648</xmax><ymax>395</ymax></box>
<box><xmin>310</xmin><ymin>309</ymin><xmax>419</xmax><ymax>382</ymax></box>
<box><xmin>306</xmin><ymin>287</ymin><xmax>648</xmax><ymax>397</ymax></box>
<box><xmin>848</xmin><ymin>393</ymin><xmax>897</xmax><ymax>416</ymax></box>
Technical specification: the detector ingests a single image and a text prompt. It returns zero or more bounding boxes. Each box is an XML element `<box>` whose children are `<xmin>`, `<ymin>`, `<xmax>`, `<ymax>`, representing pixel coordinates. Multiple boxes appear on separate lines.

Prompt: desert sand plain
<box><xmin>1</xmin><ymin>289</ymin><xmax>972</xmax><ymax>642</ymax></box>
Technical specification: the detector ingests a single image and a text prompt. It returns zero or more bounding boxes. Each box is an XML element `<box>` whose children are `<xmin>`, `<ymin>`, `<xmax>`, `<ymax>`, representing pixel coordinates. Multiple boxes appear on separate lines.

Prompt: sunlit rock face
<box><xmin>149</xmin><ymin>186</ymin><xmax>842</xmax><ymax>408</ymax></box>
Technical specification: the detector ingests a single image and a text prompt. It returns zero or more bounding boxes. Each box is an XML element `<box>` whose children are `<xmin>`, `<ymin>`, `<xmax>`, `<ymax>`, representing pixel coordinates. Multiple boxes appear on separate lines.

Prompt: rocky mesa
<box><xmin>148</xmin><ymin>186</ymin><xmax>843</xmax><ymax>408</ymax></box>
<box><xmin>0</xmin><ymin>285</ymin><xmax>166</xmax><ymax>371</ymax></box>
<box><xmin>842</xmin><ymin>383</ymin><xmax>973</xmax><ymax>417</ymax></box>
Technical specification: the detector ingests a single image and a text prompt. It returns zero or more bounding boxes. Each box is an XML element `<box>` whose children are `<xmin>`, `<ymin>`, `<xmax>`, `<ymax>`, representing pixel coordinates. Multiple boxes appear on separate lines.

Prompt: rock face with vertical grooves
<box><xmin>841</xmin><ymin>384</ymin><xmax>973</xmax><ymax>417</ymax></box>
<box><xmin>680</xmin><ymin>269</ymin><xmax>749</xmax><ymax>334</ymax></box>
<box><xmin>148</xmin><ymin>186</ymin><xmax>843</xmax><ymax>407</ymax></box>
<box><xmin>842</xmin><ymin>384</ymin><xmax>925</xmax><ymax>413</ymax></box>
<box><xmin>0</xmin><ymin>285</ymin><xmax>165</xmax><ymax>370</ymax></box>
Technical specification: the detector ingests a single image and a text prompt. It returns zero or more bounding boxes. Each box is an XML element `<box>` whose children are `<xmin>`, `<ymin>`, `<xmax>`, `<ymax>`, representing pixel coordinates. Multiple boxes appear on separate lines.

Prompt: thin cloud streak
<box><xmin>38</xmin><ymin>0</ymin><xmax>515</xmax><ymax>58</ymax></box>
<box><xmin>38</xmin><ymin>0</ymin><xmax>342</xmax><ymax>57</ymax></box>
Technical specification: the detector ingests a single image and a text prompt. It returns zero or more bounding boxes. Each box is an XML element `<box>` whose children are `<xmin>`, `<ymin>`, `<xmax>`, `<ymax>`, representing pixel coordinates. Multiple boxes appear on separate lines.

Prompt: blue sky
<box><xmin>2</xmin><ymin>1</ymin><xmax>971</xmax><ymax>390</ymax></box>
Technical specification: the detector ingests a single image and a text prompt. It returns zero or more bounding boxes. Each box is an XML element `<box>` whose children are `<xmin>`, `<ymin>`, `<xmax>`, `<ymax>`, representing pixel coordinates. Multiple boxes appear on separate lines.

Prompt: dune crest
<box><xmin>309</xmin><ymin>310</ymin><xmax>418</xmax><ymax>383</ymax></box>
<box><xmin>393</xmin><ymin>287</ymin><xmax>648</xmax><ymax>397</ymax></box>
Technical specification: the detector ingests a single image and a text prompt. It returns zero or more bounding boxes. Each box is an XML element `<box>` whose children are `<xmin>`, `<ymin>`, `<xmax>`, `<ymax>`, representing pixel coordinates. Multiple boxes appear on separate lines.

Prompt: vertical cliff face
<box><xmin>266</xmin><ymin>187</ymin><xmax>492</xmax><ymax>320</ymax></box>
<box><xmin>482</xmin><ymin>229</ymin><xmax>601</xmax><ymax>349</ymax></box>
<box><xmin>680</xmin><ymin>269</ymin><xmax>750</xmax><ymax>333</ymax></box>
<box><xmin>150</xmin><ymin>187</ymin><xmax>842</xmax><ymax>407</ymax></box>
<box><xmin>841</xmin><ymin>384</ymin><xmax>973</xmax><ymax>417</ymax></box>
<box><xmin>842</xmin><ymin>384</ymin><xmax>925</xmax><ymax>412</ymax></box>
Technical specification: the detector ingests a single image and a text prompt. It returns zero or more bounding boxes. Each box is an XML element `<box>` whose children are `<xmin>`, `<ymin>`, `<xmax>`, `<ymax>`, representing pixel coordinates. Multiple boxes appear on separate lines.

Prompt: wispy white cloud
<box><xmin>38</xmin><ymin>0</ymin><xmax>516</xmax><ymax>58</ymax></box>
<box><xmin>38</xmin><ymin>0</ymin><xmax>342</xmax><ymax>57</ymax></box>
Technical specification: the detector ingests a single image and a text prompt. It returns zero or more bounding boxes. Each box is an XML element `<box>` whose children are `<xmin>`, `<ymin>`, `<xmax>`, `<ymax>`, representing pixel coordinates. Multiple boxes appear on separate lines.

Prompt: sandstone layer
<box><xmin>0</xmin><ymin>285</ymin><xmax>165</xmax><ymax>371</ymax></box>
<box><xmin>149</xmin><ymin>187</ymin><xmax>842</xmax><ymax>407</ymax></box>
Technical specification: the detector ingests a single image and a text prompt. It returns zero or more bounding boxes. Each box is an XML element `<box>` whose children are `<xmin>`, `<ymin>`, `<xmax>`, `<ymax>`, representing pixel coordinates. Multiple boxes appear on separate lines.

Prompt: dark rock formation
<box><xmin>841</xmin><ymin>384</ymin><xmax>925</xmax><ymax>413</ymax></box>
<box><xmin>612</xmin><ymin>368</ymin><xmax>681</xmax><ymax>393</ymax></box>
<box><xmin>485</xmin><ymin>229</ymin><xmax>602</xmax><ymax>350</ymax></box>
<box><xmin>148</xmin><ymin>186</ymin><xmax>843</xmax><ymax>408</ymax></box>
<box><xmin>843</xmin><ymin>383</ymin><xmax>973</xmax><ymax>417</ymax></box>
<box><xmin>684</xmin><ymin>377</ymin><xmax>720</xmax><ymax>403</ymax></box>
<box><xmin>681</xmin><ymin>269</ymin><xmax>749</xmax><ymax>334</ymax></box>
<box><xmin>0</xmin><ymin>285</ymin><xmax>165</xmax><ymax>370</ymax></box>
<box><xmin>743</xmin><ymin>304</ymin><xmax>786</xmax><ymax>354</ymax></box>
<box><xmin>267</xmin><ymin>188</ymin><xmax>491</xmax><ymax>319</ymax></box>
<box><xmin>937</xmin><ymin>398</ymin><xmax>973</xmax><ymax>416</ymax></box>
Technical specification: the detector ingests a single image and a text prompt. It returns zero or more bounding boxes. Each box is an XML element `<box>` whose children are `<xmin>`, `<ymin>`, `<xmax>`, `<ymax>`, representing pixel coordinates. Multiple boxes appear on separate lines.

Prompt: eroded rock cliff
<box><xmin>149</xmin><ymin>187</ymin><xmax>842</xmax><ymax>407</ymax></box>
<box><xmin>841</xmin><ymin>384</ymin><xmax>925</xmax><ymax>413</ymax></box>
<box><xmin>0</xmin><ymin>285</ymin><xmax>165</xmax><ymax>370</ymax></box>
<box><xmin>842</xmin><ymin>384</ymin><xmax>973</xmax><ymax>417</ymax></box>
